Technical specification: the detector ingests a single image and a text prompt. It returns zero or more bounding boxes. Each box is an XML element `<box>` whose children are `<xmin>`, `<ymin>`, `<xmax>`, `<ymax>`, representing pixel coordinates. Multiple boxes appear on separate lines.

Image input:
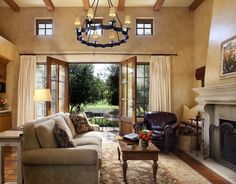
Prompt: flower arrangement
<box><xmin>139</xmin><ymin>129</ymin><xmax>152</xmax><ymax>141</ymax></box>
<box><xmin>0</xmin><ymin>98</ymin><xmax>8</xmax><ymax>110</ymax></box>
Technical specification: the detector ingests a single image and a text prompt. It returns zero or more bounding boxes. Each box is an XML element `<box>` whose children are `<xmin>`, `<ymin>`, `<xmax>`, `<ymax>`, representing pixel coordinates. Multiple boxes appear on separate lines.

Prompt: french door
<box><xmin>47</xmin><ymin>56</ymin><xmax>69</xmax><ymax>114</ymax></box>
<box><xmin>119</xmin><ymin>56</ymin><xmax>137</xmax><ymax>135</ymax></box>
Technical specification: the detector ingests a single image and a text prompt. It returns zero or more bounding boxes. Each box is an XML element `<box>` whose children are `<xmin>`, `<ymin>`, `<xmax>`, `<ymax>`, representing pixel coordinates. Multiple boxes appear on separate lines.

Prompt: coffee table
<box><xmin>117</xmin><ymin>138</ymin><xmax>160</xmax><ymax>182</ymax></box>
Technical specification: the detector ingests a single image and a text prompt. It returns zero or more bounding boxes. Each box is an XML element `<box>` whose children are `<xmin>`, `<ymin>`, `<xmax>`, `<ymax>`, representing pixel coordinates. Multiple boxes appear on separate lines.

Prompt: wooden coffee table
<box><xmin>117</xmin><ymin>138</ymin><xmax>160</xmax><ymax>182</ymax></box>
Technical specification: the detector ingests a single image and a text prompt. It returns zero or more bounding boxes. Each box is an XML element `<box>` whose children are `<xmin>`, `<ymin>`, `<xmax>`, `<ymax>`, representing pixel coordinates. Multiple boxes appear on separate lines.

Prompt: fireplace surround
<box><xmin>193</xmin><ymin>83</ymin><xmax>236</xmax><ymax>172</ymax></box>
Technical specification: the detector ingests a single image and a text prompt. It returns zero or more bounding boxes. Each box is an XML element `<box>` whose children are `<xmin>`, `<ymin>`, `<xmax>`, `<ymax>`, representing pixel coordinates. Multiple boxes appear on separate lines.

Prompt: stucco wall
<box><xmin>192</xmin><ymin>0</ymin><xmax>213</xmax><ymax>103</ymax></box>
<box><xmin>205</xmin><ymin>0</ymin><xmax>236</xmax><ymax>86</ymax></box>
<box><xmin>0</xmin><ymin>7</ymin><xmax>195</xmax><ymax>120</ymax></box>
<box><xmin>0</xmin><ymin>36</ymin><xmax>19</xmax><ymax>126</ymax></box>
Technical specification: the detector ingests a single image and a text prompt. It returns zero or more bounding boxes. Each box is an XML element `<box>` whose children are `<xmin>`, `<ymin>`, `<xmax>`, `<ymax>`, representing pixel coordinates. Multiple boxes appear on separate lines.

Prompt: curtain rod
<box><xmin>19</xmin><ymin>52</ymin><xmax>178</xmax><ymax>56</ymax></box>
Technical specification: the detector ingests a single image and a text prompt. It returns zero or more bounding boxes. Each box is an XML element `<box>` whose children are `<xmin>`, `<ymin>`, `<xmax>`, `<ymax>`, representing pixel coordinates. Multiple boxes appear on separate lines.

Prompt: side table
<box><xmin>0</xmin><ymin>130</ymin><xmax>23</xmax><ymax>184</ymax></box>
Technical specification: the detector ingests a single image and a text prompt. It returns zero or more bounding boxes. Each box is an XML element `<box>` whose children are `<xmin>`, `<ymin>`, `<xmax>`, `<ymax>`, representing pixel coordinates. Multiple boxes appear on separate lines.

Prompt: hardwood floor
<box><xmin>2</xmin><ymin>131</ymin><xmax>231</xmax><ymax>184</ymax></box>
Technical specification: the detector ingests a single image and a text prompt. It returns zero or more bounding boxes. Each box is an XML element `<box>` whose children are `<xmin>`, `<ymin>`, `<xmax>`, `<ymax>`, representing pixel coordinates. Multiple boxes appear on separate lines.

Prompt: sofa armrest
<box><xmin>90</xmin><ymin>124</ymin><xmax>100</xmax><ymax>131</ymax></box>
<box><xmin>23</xmin><ymin>148</ymin><xmax>98</xmax><ymax>165</ymax></box>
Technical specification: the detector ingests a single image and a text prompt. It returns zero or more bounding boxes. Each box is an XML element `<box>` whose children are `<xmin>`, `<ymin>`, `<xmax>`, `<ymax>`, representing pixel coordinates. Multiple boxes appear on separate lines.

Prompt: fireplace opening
<box><xmin>220</xmin><ymin>119</ymin><xmax>236</xmax><ymax>171</ymax></box>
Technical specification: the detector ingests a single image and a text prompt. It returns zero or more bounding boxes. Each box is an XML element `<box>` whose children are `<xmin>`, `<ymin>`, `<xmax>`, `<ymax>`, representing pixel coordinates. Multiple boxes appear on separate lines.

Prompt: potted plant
<box><xmin>0</xmin><ymin>98</ymin><xmax>8</xmax><ymax>110</ymax></box>
<box><xmin>139</xmin><ymin>129</ymin><xmax>152</xmax><ymax>149</ymax></box>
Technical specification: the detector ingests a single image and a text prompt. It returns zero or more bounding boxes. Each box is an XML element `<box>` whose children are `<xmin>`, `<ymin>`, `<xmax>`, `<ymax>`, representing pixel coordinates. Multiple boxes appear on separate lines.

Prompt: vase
<box><xmin>139</xmin><ymin>139</ymin><xmax>149</xmax><ymax>149</ymax></box>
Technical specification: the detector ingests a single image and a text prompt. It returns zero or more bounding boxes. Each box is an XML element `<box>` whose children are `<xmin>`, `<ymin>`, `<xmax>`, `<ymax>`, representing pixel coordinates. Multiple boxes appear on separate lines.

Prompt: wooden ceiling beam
<box><xmin>43</xmin><ymin>0</ymin><xmax>55</xmax><ymax>11</ymax></box>
<box><xmin>83</xmin><ymin>0</ymin><xmax>90</xmax><ymax>11</ymax></box>
<box><xmin>3</xmin><ymin>0</ymin><xmax>20</xmax><ymax>12</ymax></box>
<box><xmin>189</xmin><ymin>0</ymin><xmax>205</xmax><ymax>11</ymax></box>
<box><xmin>153</xmin><ymin>0</ymin><xmax>165</xmax><ymax>11</ymax></box>
<box><xmin>118</xmin><ymin>0</ymin><xmax>125</xmax><ymax>11</ymax></box>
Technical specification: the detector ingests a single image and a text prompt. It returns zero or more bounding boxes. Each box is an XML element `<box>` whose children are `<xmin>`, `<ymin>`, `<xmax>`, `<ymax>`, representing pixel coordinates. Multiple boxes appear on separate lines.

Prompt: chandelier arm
<box><xmin>116</xmin><ymin>30</ymin><xmax>120</xmax><ymax>41</ymax></box>
<box><xmin>115</xmin><ymin>13</ymin><xmax>123</xmax><ymax>27</ymax></box>
<box><xmin>93</xmin><ymin>0</ymin><xmax>99</xmax><ymax>19</ymax></box>
<box><xmin>107</xmin><ymin>0</ymin><xmax>111</xmax><ymax>8</ymax></box>
<box><xmin>109</xmin><ymin>0</ymin><xmax>114</xmax><ymax>7</ymax></box>
<box><xmin>91</xmin><ymin>0</ymin><xmax>96</xmax><ymax>7</ymax></box>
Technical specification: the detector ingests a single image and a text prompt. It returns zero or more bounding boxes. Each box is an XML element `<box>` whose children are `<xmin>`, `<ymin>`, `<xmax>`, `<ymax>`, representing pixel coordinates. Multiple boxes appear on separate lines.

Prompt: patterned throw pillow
<box><xmin>70</xmin><ymin>113</ymin><xmax>93</xmax><ymax>134</ymax></box>
<box><xmin>53</xmin><ymin>122</ymin><xmax>76</xmax><ymax>148</ymax></box>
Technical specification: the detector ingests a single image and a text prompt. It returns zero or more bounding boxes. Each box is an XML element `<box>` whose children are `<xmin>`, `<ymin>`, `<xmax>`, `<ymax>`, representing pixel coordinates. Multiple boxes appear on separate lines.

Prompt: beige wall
<box><xmin>0</xmin><ymin>7</ymin><xmax>195</xmax><ymax>121</ymax></box>
<box><xmin>192</xmin><ymin>0</ymin><xmax>213</xmax><ymax>103</ymax></box>
<box><xmin>0</xmin><ymin>36</ymin><xmax>19</xmax><ymax>126</ymax></box>
<box><xmin>205</xmin><ymin>0</ymin><xmax>236</xmax><ymax>86</ymax></box>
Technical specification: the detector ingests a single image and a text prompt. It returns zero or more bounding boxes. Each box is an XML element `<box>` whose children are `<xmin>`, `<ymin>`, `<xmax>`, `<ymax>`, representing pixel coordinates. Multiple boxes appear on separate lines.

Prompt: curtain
<box><xmin>17</xmin><ymin>55</ymin><xmax>37</xmax><ymax>126</ymax></box>
<box><xmin>149</xmin><ymin>56</ymin><xmax>171</xmax><ymax>112</ymax></box>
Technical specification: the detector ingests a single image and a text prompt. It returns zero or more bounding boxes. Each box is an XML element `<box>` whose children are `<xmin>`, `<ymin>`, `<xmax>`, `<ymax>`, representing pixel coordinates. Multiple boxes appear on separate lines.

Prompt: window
<box><xmin>136</xmin><ymin>64</ymin><xmax>150</xmax><ymax>117</ymax></box>
<box><xmin>36</xmin><ymin>19</ymin><xmax>53</xmax><ymax>36</ymax></box>
<box><xmin>88</xmin><ymin>19</ymin><xmax>103</xmax><ymax>36</ymax></box>
<box><xmin>36</xmin><ymin>63</ymin><xmax>47</xmax><ymax>118</ymax></box>
<box><xmin>136</xmin><ymin>19</ymin><xmax>153</xmax><ymax>35</ymax></box>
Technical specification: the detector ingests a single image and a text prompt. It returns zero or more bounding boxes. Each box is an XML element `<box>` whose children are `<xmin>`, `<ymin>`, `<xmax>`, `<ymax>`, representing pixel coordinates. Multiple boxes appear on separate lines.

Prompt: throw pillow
<box><xmin>62</xmin><ymin>113</ymin><xmax>76</xmax><ymax>137</ymax></box>
<box><xmin>53</xmin><ymin>122</ymin><xmax>76</xmax><ymax>148</ymax></box>
<box><xmin>35</xmin><ymin>119</ymin><xmax>58</xmax><ymax>148</ymax></box>
<box><xmin>70</xmin><ymin>113</ymin><xmax>93</xmax><ymax>134</ymax></box>
<box><xmin>182</xmin><ymin>105</ymin><xmax>198</xmax><ymax>122</ymax></box>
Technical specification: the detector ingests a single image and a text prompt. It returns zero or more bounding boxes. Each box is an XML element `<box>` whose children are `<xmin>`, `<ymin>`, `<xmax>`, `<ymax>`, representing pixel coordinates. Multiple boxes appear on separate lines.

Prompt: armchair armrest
<box><xmin>23</xmin><ymin>148</ymin><xmax>98</xmax><ymax>165</ymax></box>
<box><xmin>164</xmin><ymin>123</ymin><xmax>179</xmax><ymax>134</ymax></box>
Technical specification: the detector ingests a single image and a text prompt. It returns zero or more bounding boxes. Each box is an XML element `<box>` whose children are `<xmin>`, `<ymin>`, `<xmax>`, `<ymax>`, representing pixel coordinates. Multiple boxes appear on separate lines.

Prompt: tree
<box><xmin>69</xmin><ymin>64</ymin><xmax>105</xmax><ymax>112</ymax></box>
<box><xmin>105</xmin><ymin>64</ymin><xmax>119</xmax><ymax>106</ymax></box>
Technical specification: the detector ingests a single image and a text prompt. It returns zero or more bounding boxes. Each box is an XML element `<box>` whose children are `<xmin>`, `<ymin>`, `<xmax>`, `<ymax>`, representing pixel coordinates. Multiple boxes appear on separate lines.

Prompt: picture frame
<box><xmin>220</xmin><ymin>35</ymin><xmax>236</xmax><ymax>78</ymax></box>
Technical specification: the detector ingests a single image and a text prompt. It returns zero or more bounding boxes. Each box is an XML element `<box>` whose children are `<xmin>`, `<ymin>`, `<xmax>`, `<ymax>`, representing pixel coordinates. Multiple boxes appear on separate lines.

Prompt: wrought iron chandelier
<box><xmin>74</xmin><ymin>0</ymin><xmax>131</xmax><ymax>48</ymax></box>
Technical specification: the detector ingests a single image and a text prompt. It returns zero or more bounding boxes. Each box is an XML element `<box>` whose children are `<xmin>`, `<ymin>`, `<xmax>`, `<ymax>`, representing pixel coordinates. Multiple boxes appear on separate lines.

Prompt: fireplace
<box><xmin>219</xmin><ymin>119</ymin><xmax>236</xmax><ymax>171</ymax></box>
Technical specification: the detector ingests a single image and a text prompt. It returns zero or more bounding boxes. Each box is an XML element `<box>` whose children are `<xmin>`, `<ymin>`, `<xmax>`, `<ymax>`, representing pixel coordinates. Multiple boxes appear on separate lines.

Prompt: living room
<box><xmin>0</xmin><ymin>0</ymin><xmax>236</xmax><ymax>183</ymax></box>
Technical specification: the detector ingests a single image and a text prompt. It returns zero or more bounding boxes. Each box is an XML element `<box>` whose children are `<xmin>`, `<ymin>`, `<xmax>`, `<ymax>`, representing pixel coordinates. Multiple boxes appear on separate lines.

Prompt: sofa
<box><xmin>22</xmin><ymin>112</ymin><xmax>102</xmax><ymax>184</ymax></box>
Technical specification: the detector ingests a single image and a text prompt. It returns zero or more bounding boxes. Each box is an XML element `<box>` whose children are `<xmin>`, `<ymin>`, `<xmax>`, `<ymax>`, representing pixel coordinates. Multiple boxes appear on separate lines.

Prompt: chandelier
<box><xmin>74</xmin><ymin>0</ymin><xmax>131</xmax><ymax>48</ymax></box>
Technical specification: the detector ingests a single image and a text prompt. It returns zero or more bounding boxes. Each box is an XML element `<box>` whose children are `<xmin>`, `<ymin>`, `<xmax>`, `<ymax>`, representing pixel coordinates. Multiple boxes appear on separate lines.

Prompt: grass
<box><xmin>84</xmin><ymin>100</ymin><xmax>118</xmax><ymax>113</ymax></box>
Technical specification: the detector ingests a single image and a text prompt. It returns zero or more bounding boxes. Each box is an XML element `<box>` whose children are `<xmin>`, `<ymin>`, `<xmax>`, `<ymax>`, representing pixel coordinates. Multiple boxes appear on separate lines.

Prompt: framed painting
<box><xmin>221</xmin><ymin>35</ymin><xmax>236</xmax><ymax>78</ymax></box>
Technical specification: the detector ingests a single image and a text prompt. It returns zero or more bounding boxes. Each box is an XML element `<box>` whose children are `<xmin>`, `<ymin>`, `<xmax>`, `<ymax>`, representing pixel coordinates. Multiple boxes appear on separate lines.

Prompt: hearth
<box><xmin>210</xmin><ymin>119</ymin><xmax>236</xmax><ymax>172</ymax></box>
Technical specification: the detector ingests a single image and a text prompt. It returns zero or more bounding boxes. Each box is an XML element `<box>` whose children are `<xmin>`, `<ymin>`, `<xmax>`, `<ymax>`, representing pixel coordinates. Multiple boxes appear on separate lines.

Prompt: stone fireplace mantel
<box><xmin>193</xmin><ymin>83</ymin><xmax>236</xmax><ymax>107</ymax></box>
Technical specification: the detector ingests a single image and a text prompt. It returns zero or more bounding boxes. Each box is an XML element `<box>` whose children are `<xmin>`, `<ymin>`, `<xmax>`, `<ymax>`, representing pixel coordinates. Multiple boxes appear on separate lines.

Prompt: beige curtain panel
<box><xmin>149</xmin><ymin>56</ymin><xmax>171</xmax><ymax>112</ymax></box>
<box><xmin>17</xmin><ymin>55</ymin><xmax>37</xmax><ymax>126</ymax></box>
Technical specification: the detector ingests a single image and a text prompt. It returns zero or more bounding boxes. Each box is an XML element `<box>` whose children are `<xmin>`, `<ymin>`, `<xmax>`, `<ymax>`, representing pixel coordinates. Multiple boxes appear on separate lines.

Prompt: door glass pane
<box><xmin>127</xmin><ymin>100</ymin><xmax>132</xmax><ymax>117</ymax></box>
<box><xmin>59</xmin><ymin>99</ymin><xmax>64</xmax><ymax>112</ymax></box>
<box><xmin>122</xmin><ymin>65</ymin><xmax>127</xmax><ymax>83</ymax></box>
<box><xmin>121</xmin><ymin>100</ymin><xmax>126</xmax><ymax>116</ymax></box>
<box><xmin>59</xmin><ymin>65</ymin><xmax>65</xmax><ymax>82</ymax></box>
<box><xmin>51</xmin><ymin>64</ymin><xmax>58</xmax><ymax>80</ymax></box>
<box><xmin>59</xmin><ymin>82</ymin><xmax>65</xmax><ymax>99</ymax></box>
<box><xmin>137</xmin><ymin>65</ymin><xmax>144</xmax><ymax>77</ymax></box>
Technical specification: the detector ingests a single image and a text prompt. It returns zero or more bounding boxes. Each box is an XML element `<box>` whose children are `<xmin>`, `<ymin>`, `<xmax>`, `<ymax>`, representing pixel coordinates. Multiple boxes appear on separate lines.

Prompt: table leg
<box><xmin>117</xmin><ymin>147</ymin><xmax>120</xmax><ymax>161</ymax></box>
<box><xmin>152</xmin><ymin>160</ymin><xmax>158</xmax><ymax>182</ymax></box>
<box><xmin>0</xmin><ymin>146</ymin><xmax>4</xmax><ymax>184</ymax></box>
<box><xmin>122</xmin><ymin>160</ymin><xmax>128</xmax><ymax>182</ymax></box>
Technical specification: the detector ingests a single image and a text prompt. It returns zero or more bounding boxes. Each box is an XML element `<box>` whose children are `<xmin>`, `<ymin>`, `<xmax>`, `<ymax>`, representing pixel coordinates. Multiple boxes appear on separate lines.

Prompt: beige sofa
<box><xmin>22</xmin><ymin>112</ymin><xmax>102</xmax><ymax>184</ymax></box>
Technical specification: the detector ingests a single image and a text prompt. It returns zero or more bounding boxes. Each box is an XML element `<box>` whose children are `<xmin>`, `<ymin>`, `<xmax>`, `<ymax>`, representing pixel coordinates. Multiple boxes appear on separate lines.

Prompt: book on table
<box><xmin>123</xmin><ymin>133</ymin><xmax>139</xmax><ymax>142</ymax></box>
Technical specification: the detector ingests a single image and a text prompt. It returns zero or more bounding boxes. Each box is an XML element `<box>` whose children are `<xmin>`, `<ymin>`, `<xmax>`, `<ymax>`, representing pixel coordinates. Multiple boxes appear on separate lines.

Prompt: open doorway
<box><xmin>69</xmin><ymin>63</ymin><xmax>119</xmax><ymax>132</ymax></box>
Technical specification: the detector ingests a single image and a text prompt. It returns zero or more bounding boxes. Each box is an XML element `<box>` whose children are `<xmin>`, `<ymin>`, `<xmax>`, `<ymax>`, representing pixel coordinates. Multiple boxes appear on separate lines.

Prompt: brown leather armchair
<box><xmin>134</xmin><ymin>111</ymin><xmax>178</xmax><ymax>152</ymax></box>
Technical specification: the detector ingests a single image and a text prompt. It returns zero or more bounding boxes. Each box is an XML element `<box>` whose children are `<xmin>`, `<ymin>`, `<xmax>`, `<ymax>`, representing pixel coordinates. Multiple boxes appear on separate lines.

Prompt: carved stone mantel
<box><xmin>192</xmin><ymin>83</ymin><xmax>236</xmax><ymax>106</ymax></box>
<box><xmin>192</xmin><ymin>83</ymin><xmax>236</xmax><ymax>157</ymax></box>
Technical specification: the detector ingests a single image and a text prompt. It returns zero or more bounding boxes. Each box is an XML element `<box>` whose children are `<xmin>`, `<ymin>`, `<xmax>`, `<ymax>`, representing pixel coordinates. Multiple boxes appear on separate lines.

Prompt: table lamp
<box><xmin>34</xmin><ymin>88</ymin><xmax>52</xmax><ymax>117</ymax></box>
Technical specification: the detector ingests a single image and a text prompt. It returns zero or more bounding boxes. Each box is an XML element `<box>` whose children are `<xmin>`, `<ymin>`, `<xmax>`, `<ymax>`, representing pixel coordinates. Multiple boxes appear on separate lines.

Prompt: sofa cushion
<box><xmin>35</xmin><ymin>119</ymin><xmax>58</xmax><ymax>148</ymax></box>
<box><xmin>62</xmin><ymin>113</ymin><xmax>76</xmax><ymax>137</ymax></box>
<box><xmin>70</xmin><ymin>113</ymin><xmax>93</xmax><ymax>134</ymax></box>
<box><xmin>73</xmin><ymin>137</ymin><xmax>102</xmax><ymax>147</ymax></box>
<box><xmin>54</xmin><ymin>122</ymin><xmax>76</xmax><ymax>148</ymax></box>
<box><xmin>74</xmin><ymin>131</ymin><xmax>102</xmax><ymax>140</ymax></box>
<box><xmin>53</xmin><ymin>117</ymin><xmax>73</xmax><ymax>140</ymax></box>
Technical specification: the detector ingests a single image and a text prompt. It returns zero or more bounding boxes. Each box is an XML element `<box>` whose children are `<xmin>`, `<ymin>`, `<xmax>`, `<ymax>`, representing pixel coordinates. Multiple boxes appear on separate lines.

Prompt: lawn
<box><xmin>84</xmin><ymin>100</ymin><xmax>119</xmax><ymax>113</ymax></box>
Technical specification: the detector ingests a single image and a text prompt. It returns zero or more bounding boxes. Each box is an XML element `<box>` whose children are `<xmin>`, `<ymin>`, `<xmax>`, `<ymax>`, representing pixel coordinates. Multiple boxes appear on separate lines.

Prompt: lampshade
<box><xmin>34</xmin><ymin>89</ymin><xmax>52</xmax><ymax>102</ymax></box>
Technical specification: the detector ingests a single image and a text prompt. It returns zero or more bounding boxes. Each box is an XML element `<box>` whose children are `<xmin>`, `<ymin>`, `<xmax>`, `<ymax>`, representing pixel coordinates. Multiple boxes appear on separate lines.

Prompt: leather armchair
<box><xmin>134</xmin><ymin>111</ymin><xmax>178</xmax><ymax>152</ymax></box>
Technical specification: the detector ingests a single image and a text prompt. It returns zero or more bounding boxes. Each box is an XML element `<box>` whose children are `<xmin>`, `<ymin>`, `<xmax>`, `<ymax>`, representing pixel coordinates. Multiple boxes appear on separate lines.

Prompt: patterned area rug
<box><xmin>100</xmin><ymin>143</ymin><xmax>211</xmax><ymax>184</ymax></box>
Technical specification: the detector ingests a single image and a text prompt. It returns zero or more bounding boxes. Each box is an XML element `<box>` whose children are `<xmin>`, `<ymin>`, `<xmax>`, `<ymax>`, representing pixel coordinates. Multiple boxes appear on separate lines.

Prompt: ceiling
<box><xmin>0</xmin><ymin>0</ymin><xmax>195</xmax><ymax>8</ymax></box>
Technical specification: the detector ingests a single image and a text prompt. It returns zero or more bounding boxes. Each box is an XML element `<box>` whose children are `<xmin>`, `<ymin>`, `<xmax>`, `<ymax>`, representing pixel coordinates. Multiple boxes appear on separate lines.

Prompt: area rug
<box><xmin>100</xmin><ymin>143</ymin><xmax>211</xmax><ymax>184</ymax></box>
